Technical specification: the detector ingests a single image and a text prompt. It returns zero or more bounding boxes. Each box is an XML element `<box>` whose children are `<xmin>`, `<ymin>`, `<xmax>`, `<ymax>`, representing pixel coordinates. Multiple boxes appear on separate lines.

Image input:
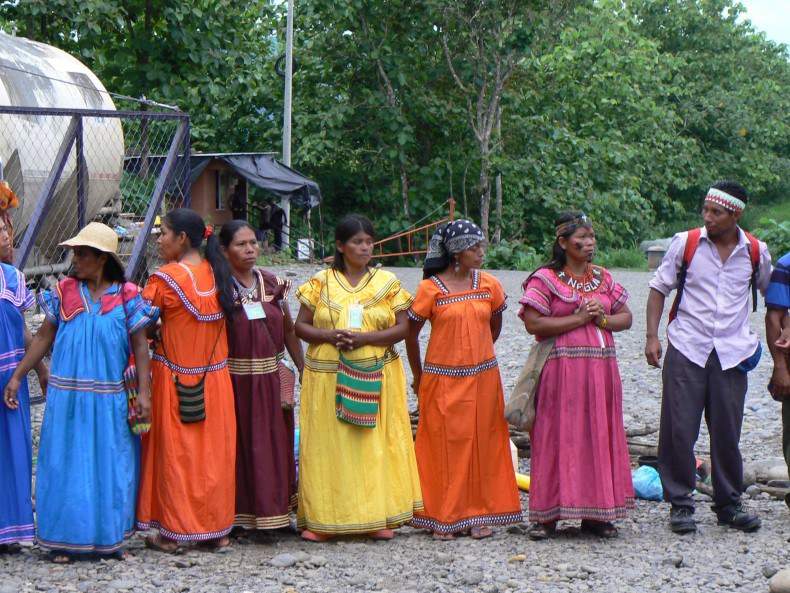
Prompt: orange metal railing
<box><xmin>324</xmin><ymin>199</ymin><xmax>455</xmax><ymax>263</ymax></box>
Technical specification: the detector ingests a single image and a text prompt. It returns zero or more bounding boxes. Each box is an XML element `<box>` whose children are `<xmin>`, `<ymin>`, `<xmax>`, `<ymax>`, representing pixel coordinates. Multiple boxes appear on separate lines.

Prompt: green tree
<box><xmin>1</xmin><ymin>0</ymin><xmax>281</xmax><ymax>150</ymax></box>
<box><xmin>630</xmin><ymin>0</ymin><xmax>790</xmax><ymax>206</ymax></box>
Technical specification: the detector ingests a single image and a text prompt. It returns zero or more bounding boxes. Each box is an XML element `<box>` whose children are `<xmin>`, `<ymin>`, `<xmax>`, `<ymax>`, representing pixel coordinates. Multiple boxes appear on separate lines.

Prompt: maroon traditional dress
<box><xmin>518</xmin><ymin>265</ymin><xmax>634</xmax><ymax>524</ymax></box>
<box><xmin>227</xmin><ymin>269</ymin><xmax>296</xmax><ymax>529</ymax></box>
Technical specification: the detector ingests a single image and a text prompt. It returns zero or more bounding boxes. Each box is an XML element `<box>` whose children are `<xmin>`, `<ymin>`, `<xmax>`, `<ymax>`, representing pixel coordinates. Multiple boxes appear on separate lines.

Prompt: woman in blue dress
<box><xmin>5</xmin><ymin>223</ymin><xmax>158</xmax><ymax>563</ymax></box>
<box><xmin>0</xmin><ymin>216</ymin><xmax>48</xmax><ymax>554</ymax></box>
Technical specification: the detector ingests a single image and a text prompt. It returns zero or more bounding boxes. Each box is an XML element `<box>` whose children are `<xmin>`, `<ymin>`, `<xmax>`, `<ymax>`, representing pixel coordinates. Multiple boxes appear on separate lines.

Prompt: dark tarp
<box><xmin>190</xmin><ymin>153</ymin><xmax>321</xmax><ymax>210</ymax></box>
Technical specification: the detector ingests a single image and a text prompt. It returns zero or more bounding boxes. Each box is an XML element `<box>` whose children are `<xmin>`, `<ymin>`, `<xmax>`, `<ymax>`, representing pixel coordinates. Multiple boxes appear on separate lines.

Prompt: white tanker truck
<box><xmin>0</xmin><ymin>32</ymin><xmax>125</xmax><ymax>263</ymax></box>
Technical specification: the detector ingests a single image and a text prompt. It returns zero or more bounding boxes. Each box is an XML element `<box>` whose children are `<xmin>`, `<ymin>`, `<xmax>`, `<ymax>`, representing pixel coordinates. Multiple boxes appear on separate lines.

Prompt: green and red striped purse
<box><xmin>335</xmin><ymin>353</ymin><xmax>383</xmax><ymax>428</ymax></box>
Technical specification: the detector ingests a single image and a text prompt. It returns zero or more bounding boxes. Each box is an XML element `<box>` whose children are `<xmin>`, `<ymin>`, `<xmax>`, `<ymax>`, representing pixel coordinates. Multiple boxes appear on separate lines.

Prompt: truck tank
<box><xmin>0</xmin><ymin>33</ymin><xmax>124</xmax><ymax>258</ymax></box>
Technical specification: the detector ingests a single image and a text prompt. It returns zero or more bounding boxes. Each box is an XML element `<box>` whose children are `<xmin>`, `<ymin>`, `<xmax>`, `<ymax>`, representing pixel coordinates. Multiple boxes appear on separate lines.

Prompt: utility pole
<box><xmin>281</xmin><ymin>0</ymin><xmax>294</xmax><ymax>253</ymax></box>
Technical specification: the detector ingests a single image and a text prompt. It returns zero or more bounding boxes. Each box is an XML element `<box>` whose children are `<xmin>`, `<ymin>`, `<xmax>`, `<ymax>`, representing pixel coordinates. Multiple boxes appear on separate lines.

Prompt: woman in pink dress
<box><xmin>519</xmin><ymin>211</ymin><xmax>633</xmax><ymax>539</ymax></box>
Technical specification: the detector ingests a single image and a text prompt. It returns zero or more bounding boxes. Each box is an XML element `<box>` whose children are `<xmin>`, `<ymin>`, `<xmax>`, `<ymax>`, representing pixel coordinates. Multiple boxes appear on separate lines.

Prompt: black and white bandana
<box><xmin>423</xmin><ymin>219</ymin><xmax>485</xmax><ymax>275</ymax></box>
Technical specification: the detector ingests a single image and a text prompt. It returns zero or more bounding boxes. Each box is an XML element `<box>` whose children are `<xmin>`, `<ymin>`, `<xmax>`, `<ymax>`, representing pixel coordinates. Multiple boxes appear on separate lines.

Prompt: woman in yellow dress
<box><xmin>294</xmin><ymin>214</ymin><xmax>423</xmax><ymax>541</ymax></box>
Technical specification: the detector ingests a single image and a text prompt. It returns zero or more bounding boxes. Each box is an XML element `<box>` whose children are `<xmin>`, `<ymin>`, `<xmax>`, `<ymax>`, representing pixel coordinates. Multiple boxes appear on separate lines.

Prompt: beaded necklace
<box><xmin>556</xmin><ymin>265</ymin><xmax>603</xmax><ymax>294</ymax></box>
<box><xmin>233</xmin><ymin>274</ymin><xmax>258</xmax><ymax>304</ymax></box>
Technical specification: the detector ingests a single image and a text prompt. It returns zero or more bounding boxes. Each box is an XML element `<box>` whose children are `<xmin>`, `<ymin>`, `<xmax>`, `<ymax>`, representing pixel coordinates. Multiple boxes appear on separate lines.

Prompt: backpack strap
<box><xmin>669</xmin><ymin>228</ymin><xmax>761</xmax><ymax>322</ymax></box>
<box><xmin>668</xmin><ymin>228</ymin><xmax>701</xmax><ymax>323</ymax></box>
<box><xmin>744</xmin><ymin>230</ymin><xmax>760</xmax><ymax>313</ymax></box>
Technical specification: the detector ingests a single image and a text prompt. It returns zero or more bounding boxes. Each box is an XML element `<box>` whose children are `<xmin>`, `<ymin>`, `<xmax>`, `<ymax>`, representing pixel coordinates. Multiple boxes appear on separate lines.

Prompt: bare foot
<box><xmin>301</xmin><ymin>530</ymin><xmax>333</xmax><ymax>542</ymax></box>
<box><xmin>144</xmin><ymin>534</ymin><xmax>178</xmax><ymax>553</ymax></box>
<box><xmin>51</xmin><ymin>552</ymin><xmax>72</xmax><ymax>564</ymax></box>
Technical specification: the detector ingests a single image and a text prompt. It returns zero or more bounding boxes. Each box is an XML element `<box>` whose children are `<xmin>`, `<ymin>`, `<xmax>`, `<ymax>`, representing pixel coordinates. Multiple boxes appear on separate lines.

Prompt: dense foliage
<box><xmin>2</xmin><ymin>0</ymin><xmax>787</xmax><ymax>253</ymax></box>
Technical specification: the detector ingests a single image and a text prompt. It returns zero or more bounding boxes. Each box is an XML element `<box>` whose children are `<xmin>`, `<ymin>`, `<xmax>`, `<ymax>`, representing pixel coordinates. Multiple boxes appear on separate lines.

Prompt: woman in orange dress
<box><xmin>136</xmin><ymin>209</ymin><xmax>237</xmax><ymax>552</ymax></box>
<box><xmin>405</xmin><ymin>219</ymin><xmax>523</xmax><ymax>540</ymax></box>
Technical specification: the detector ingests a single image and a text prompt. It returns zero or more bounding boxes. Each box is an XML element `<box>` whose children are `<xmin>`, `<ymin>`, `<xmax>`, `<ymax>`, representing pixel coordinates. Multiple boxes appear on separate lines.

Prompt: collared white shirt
<box><xmin>649</xmin><ymin>227</ymin><xmax>772</xmax><ymax>370</ymax></box>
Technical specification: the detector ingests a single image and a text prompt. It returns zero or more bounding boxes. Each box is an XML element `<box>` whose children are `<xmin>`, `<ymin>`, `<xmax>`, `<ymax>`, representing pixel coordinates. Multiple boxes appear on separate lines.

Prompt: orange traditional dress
<box><xmin>408</xmin><ymin>270</ymin><xmax>523</xmax><ymax>534</ymax></box>
<box><xmin>137</xmin><ymin>260</ymin><xmax>236</xmax><ymax>542</ymax></box>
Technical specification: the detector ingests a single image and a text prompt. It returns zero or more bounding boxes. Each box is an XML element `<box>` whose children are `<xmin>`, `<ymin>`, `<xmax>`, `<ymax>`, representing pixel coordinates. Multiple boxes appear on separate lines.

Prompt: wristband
<box><xmin>600</xmin><ymin>315</ymin><xmax>608</xmax><ymax>329</ymax></box>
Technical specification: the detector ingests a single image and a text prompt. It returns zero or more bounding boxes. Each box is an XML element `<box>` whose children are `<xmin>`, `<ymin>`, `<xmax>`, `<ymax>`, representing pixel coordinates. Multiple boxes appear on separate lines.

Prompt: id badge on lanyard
<box><xmin>243</xmin><ymin>301</ymin><xmax>266</xmax><ymax>320</ymax></box>
<box><xmin>347</xmin><ymin>303</ymin><xmax>363</xmax><ymax>329</ymax></box>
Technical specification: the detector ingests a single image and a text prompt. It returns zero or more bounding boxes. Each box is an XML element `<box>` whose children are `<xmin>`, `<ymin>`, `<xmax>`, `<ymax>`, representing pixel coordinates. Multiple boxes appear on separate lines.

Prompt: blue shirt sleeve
<box><xmin>765</xmin><ymin>253</ymin><xmax>790</xmax><ymax>310</ymax></box>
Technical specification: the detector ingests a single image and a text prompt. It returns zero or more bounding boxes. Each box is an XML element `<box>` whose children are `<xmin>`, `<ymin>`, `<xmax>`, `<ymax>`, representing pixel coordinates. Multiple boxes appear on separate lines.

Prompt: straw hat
<box><xmin>59</xmin><ymin>222</ymin><xmax>124</xmax><ymax>270</ymax></box>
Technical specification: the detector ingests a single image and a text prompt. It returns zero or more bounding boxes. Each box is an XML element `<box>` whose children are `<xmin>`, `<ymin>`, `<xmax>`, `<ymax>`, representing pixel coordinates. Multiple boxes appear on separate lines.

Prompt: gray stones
<box><xmin>269</xmin><ymin>553</ymin><xmax>297</xmax><ymax>567</ymax></box>
<box><xmin>6</xmin><ymin>267</ymin><xmax>790</xmax><ymax>593</ymax></box>
<box><xmin>745</xmin><ymin>484</ymin><xmax>762</xmax><ymax>497</ymax></box>
<box><xmin>107</xmin><ymin>581</ymin><xmax>136</xmax><ymax>591</ymax></box>
<box><xmin>764</xmin><ymin>565</ymin><xmax>780</xmax><ymax>579</ymax></box>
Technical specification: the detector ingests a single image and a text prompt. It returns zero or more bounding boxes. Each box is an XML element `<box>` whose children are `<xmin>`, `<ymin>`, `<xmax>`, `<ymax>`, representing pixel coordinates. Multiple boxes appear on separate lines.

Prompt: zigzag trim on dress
<box><xmin>409</xmin><ymin>510</ymin><xmax>524</xmax><ymax>535</ymax></box>
<box><xmin>423</xmin><ymin>357</ymin><xmax>498</xmax><ymax>377</ymax></box>
<box><xmin>529</xmin><ymin>498</ymin><xmax>635</xmax><ymax>523</ymax></box>
<box><xmin>153</xmin><ymin>271</ymin><xmax>224</xmax><ymax>322</ymax></box>
<box><xmin>136</xmin><ymin>520</ymin><xmax>233</xmax><ymax>543</ymax></box>
<box><xmin>547</xmin><ymin>346</ymin><xmax>617</xmax><ymax>360</ymax></box>
<box><xmin>152</xmin><ymin>353</ymin><xmax>227</xmax><ymax>375</ymax></box>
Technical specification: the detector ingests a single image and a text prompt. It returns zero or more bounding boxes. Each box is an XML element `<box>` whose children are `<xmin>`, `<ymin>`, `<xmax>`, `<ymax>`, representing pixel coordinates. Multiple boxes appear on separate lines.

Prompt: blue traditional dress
<box><xmin>35</xmin><ymin>279</ymin><xmax>158</xmax><ymax>554</ymax></box>
<box><xmin>0</xmin><ymin>263</ymin><xmax>35</xmax><ymax>545</ymax></box>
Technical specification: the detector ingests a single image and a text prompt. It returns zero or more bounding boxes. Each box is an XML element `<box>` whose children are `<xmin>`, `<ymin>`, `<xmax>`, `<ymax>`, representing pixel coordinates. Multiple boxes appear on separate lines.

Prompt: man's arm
<box><xmin>767</xmin><ymin>307</ymin><xmax>790</xmax><ymax>399</ymax></box>
<box><xmin>645</xmin><ymin>289</ymin><xmax>666</xmax><ymax>368</ymax></box>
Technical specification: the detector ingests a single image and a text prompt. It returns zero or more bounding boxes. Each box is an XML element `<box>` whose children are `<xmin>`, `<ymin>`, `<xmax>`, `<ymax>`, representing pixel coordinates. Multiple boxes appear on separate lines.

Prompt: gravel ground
<box><xmin>3</xmin><ymin>265</ymin><xmax>789</xmax><ymax>593</ymax></box>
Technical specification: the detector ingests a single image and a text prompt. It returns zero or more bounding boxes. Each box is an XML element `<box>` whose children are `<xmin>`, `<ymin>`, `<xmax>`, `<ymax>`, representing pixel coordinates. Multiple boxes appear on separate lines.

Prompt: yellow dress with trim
<box><xmin>295</xmin><ymin>268</ymin><xmax>424</xmax><ymax>534</ymax></box>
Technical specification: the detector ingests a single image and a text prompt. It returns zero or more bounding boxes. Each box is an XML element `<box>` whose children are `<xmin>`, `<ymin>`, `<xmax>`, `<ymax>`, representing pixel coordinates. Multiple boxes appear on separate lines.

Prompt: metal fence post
<box><xmin>14</xmin><ymin>116</ymin><xmax>79</xmax><ymax>270</ymax></box>
<box><xmin>126</xmin><ymin>118</ymin><xmax>190</xmax><ymax>280</ymax></box>
<box><xmin>76</xmin><ymin>115</ymin><xmax>86</xmax><ymax>228</ymax></box>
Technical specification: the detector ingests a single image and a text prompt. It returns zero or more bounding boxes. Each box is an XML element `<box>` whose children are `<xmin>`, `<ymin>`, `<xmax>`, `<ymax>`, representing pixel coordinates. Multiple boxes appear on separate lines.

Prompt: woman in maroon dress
<box><xmin>220</xmin><ymin>221</ymin><xmax>304</xmax><ymax>530</ymax></box>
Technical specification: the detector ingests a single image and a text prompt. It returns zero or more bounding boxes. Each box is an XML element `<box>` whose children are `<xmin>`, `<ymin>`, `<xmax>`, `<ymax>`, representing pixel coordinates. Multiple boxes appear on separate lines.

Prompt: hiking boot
<box><xmin>669</xmin><ymin>505</ymin><xmax>697</xmax><ymax>534</ymax></box>
<box><xmin>714</xmin><ymin>504</ymin><xmax>761</xmax><ymax>532</ymax></box>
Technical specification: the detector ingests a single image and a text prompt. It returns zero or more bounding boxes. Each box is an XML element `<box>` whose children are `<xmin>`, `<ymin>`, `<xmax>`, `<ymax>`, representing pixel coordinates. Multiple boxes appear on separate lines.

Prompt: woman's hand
<box><xmin>411</xmin><ymin>374</ymin><xmax>421</xmax><ymax>394</ymax></box>
<box><xmin>339</xmin><ymin>331</ymin><xmax>370</xmax><ymax>351</ymax></box>
<box><xmin>584</xmin><ymin>297</ymin><xmax>605</xmax><ymax>319</ymax></box>
<box><xmin>37</xmin><ymin>367</ymin><xmax>50</xmax><ymax>396</ymax></box>
<box><xmin>777</xmin><ymin>327</ymin><xmax>790</xmax><ymax>354</ymax></box>
<box><xmin>136</xmin><ymin>388</ymin><xmax>152</xmax><ymax>422</ymax></box>
<box><xmin>327</xmin><ymin>329</ymin><xmax>352</xmax><ymax>349</ymax></box>
<box><xmin>4</xmin><ymin>375</ymin><xmax>21</xmax><ymax>410</ymax></box>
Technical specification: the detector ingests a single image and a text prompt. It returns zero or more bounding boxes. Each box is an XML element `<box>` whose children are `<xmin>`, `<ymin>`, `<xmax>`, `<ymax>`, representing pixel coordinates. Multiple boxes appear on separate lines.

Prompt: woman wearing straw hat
<box><xmin>5</xmin><ymin>222</ymin><xmax>159</xmax><ymax>563</ymax></box>
<box><xmin>0</xmin><ymin>216</ymin><xmax>48</xmax><ymax>555</ymax></box>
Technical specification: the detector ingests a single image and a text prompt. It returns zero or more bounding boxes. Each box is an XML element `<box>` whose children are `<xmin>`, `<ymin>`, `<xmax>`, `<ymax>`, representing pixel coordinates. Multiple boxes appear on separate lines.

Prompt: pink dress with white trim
<box><xmin>519</xmin><ymin>266</ymin><xmax>634</xmax><ymax>524</ymax></box>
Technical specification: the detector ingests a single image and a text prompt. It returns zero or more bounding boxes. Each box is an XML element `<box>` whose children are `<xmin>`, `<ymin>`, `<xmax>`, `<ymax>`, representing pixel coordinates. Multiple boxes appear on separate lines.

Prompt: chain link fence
<box><xmin>0</xmin><ymin>105</ymin><xmax>190</xmax><ymax>285</ymax></box>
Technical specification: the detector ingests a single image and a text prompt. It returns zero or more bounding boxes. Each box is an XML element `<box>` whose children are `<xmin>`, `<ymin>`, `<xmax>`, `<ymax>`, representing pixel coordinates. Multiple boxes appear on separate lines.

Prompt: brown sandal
<box><xmin>527</xmin><ymin>522</ymin><xmax>556</xmax><ymax>541</ymax></box>
<box><xmin>580</xmin><ymin>520</ymin><xmax>618</xmax><ymax>538</ymax></box>
<box><xmin>469</xmin><ymin>526</ymin><xmax>493</xmax><ymax>539</ymax></box>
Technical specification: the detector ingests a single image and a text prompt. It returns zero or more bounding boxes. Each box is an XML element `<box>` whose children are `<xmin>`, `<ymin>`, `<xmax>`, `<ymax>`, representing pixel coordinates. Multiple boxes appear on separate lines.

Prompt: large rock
<box><xmin>638</xmin><ymin>238</ymin><xmax>672</xmax><ymax>253</ymax></box>
<box><xmin>769</xmin><ymin>569</ymin><xmax>790</xmax><ymax>593</ymax></box>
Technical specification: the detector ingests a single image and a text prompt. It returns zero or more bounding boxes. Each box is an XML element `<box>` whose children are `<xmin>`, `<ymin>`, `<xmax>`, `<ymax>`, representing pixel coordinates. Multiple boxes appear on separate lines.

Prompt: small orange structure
<box><xmin>326</xmin><ymin>199</ymin><xmax>455</xmax><ymax>264</ymax></box>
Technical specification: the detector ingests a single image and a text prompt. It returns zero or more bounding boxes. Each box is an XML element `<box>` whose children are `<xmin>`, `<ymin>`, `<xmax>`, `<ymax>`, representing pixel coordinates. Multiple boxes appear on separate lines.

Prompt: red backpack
<box><xmin>668</xmin><ymin>227</ymin><xmax>760</xmax><ymax>322</ymax></box>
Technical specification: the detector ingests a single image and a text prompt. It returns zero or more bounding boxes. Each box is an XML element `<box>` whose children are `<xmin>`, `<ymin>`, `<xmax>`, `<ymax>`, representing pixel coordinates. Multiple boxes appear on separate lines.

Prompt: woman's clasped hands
<box><xmin>329</xmin><ymin>329</ymin><xmax>368</xmax><ymax>351</ymax></box>
<box><xmin>576</xmin><ymin>297</ymin><xmax>605</xmax><ymax>324</ymax></box>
